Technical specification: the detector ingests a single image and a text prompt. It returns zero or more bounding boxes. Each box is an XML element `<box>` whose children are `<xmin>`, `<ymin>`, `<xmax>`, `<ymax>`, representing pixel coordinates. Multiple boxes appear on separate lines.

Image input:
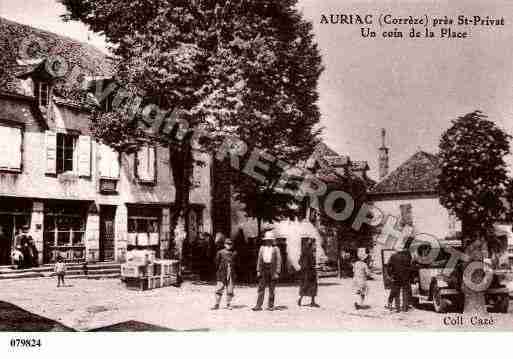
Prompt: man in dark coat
<box><xmin>211</xmin><ymin>238</ymin><xmax>238</xmax><ymax>310</ymax></box>
<box><xmin>387</xmin><ymin>237</ymin><xmax>415</xmax><ymax>312</ymax></box>
<box><xmin>15</xmin><ymin>225</ymin><xmax>34</xmax><ymax>269</ymax></box>
<box><xmin>252</xmin><ymin>231</ymin><xmax>282</xmax><ymax>311</ymax></box>
<box><xmin>298</xmin><ymin>237</ymin><xmax>319</xmax><ymax>307</ymax></box>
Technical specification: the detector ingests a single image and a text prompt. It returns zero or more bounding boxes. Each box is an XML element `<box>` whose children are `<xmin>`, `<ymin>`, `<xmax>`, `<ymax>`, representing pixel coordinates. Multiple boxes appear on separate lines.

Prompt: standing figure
<box><xmin>15</xmin><ymin>225</ymin><xmax>33</xmax><ymax>269</ymax></box>
<box><xmin>353</xmin><ymin>248</ymin><xmax>372</xmax><ymax>310</ymax></box>
<box><xmin>211</xmin><ymin>238</ymin><xmax>237</xmax><ymax>310</ymax></box>
<box><xmin>298</xmin><ymin>237</ymin><xmax>319</xmax><ymax>307</ymax></box>
<box><xmin>387</xmin><ymin>237</ymin><xmax>414</xmax><ymax>312</ymax></box>
<box><xmin>252</xmin><ymin>231</ymin><xmax>282</xmax><ymax>311</ymax></box>
<box><xmin>54</xmin><ymin>257</ymin><xmax>66</xmax><ymax>287</ymax></box>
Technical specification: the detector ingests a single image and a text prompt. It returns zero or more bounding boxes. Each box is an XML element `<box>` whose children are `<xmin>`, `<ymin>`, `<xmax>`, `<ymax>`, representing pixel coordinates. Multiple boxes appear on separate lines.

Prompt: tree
<box><xmin>438</xmin><ymin>110</ymin><xmax>511</xmax><ymax>313</ymax></box>
<box><xmin>60</xmin><ymin>0</ymin><xmax>323</xmax><ymax>254</ymax></box>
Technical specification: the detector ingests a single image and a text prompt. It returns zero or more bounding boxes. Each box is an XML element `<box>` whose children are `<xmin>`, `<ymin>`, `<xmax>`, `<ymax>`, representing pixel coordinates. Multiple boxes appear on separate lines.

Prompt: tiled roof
<box><xmin>0</xmin><ymin>16</ymin><xmax>114</xmax><ymax>107</ymax></box>
<box><xmin>371</xmin><ymin>151</ymin><xmax>440</xmax><ymax>194</ymax></box>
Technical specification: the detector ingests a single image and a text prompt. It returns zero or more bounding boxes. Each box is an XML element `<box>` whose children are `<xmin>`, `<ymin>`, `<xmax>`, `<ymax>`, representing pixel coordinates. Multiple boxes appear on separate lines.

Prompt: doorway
<box><xmin>99</xmin><ymin>206</ymin><xmax>116</xmax><ymax>262</ymax></box>
<box><xmin>0</xmin><ymin>214</ymin><xmax>30</xmax><ymax>265</ymax></box>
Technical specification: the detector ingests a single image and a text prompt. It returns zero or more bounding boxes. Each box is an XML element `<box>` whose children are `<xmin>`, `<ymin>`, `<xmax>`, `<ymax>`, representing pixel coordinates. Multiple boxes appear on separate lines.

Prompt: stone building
<box><xmin>368</xmin><ymin>131</ymin><xmax>460</xmax><ymax>268</ymax></box>
<box><xmin>0</xmin><ymin>17</ymin><xmax>230</xmax><ymax>265</ymax></box>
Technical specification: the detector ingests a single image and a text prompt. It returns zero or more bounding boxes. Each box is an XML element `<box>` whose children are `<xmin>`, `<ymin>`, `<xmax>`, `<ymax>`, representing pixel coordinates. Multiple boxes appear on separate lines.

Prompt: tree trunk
<box><xmin>168</xmin><ymin>140</ymin><xmax>193</xmax><ymax>260</ymax></box>
<box><xmin>257</xmin><ymin>217</ymin><xmax>262</xmax><ymax>239</ymax></box>
<box><xmin>462</xmin><ymin>243</ymin><xmax>488</xmax><ymax>316</ymax></box>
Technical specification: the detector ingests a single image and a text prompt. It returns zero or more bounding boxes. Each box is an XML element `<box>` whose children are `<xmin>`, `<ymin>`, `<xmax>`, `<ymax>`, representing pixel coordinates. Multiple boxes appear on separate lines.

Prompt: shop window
<box><xmin>127</xmin><ymin>207</ymin><xmax>160</xmax><ymax>247</ymax></box>
<box><xmin>0</xmin><ymin>124</ymin><xmax>22</xmax><ymax>172</ymax></box>
<box><xmin>43</xmin><ymin>205</ymin><xmax>86</xmax><ymax>263</ymax></box>
<box><xmin>136</xmin><ymin>146</ymin><xmax>156</xmax><ymax>183</ymax></box>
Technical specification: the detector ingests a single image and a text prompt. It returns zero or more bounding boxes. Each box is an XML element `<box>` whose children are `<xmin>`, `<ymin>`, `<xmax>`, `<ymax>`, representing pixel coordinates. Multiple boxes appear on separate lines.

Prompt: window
<box><xmin>46</xmin><ymin>132</ymin><xmax>91</xmax><ymax>177</ymax></box>
<box><xmin>56</xmin><ymin>133</ymin><xmax>77</xmax><ymax>174</ymax></box>
<box><xmin>102</xmin><ymin>93</ymin><xmax>114</xmax><ymax>112</ymax></box>
<box><xmin>0</xmin><ymin>124</ymin><xmax>22</xmax><ymax>171</ymax></box>
<box><xmin>127</xmin><ymin>208</ymin><xmax>160</xmax><ymax>247</ymax></box>
<box><xmin>399</xmin><ymin>203</ymin><xmax>413</xmax><ymax>227</ymax></box>
<box><xmin>136</xmin><ymin>146</ymin><xmax>156</xmax><ymax>183</ymax></box>
<box><xmin>43</xmin><ymin>204</ymin><xmax>86</xmax><ymax>263</ymax></box>
<box><xmin>34</xmin><ymin>81</ymin><xmax>50</xmax><ymax>107</ymax></box>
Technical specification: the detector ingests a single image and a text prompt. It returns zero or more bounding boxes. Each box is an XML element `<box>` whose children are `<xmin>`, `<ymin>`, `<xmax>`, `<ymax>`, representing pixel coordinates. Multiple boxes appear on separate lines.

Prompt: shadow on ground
<box><xmin>89</xmin><ymin>320</ymin><xmax>209</xmax><ymax>332</ymax></box>
<box><xmin>0</xmin><ymin>301</ymin><xmax>74</xmax><ymax>332</ymax></box>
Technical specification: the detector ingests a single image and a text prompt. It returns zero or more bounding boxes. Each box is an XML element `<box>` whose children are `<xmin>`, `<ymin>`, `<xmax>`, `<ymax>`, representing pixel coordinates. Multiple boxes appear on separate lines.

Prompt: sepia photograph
<box><xmin>0</xmin><ymin>1</ymin><xmax>513</xmax><ymax>350</ymax></box>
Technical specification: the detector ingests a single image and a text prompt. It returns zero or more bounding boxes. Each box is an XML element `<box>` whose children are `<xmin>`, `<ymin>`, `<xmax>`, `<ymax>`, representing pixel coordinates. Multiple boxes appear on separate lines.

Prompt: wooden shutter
<box><xmin>45</xmin><ymin>130</ymin><xmax>57</xmax><ymax>174</ymax></box>
<box><xmin>77</xmin><ymin>135</ymin><xmax>92</xmax><ymax>177</ymax></box>
<box><xmin>137</xmin><ymin>147</ymin><xmax>149</xmax><ymax>181</ymax></box>
<box><xmin>100</xmin><ymin>144</ymin><xmax>120</xmax><ymax>179</ymax></box>
<box><xmin>148</xmin><ymin>146</ymin><xmax>156</xmax><ymax>182</ymax></box>
<box><xmin>11</xmin><ymin>127</ymin><xmax>22</xmax><ymax>170</ymax></box>
<box><xmin>111</xmin><ymin>149</ymin><xmax>120</xmax><ymax>179</ymax></box>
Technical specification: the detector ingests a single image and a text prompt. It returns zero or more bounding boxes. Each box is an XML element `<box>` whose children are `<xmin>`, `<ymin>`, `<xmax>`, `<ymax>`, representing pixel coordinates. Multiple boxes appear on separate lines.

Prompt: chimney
<box><xmin>378</xmin><ymin>128</ymin><xmax>389</xmax><ymax>180</ymax></box>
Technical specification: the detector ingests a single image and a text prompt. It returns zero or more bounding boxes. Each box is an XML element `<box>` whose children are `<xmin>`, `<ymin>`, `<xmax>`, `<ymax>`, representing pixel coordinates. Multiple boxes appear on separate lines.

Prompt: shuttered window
<box><xmin>99</xmin><ymin>144</ymin><xmax>120</xmax><ymax>179</ymax></box>
<box><xmin>0</xmin><ymin>125</ymin><xmax>22</xmax><ymax>171</ymax></box>
<box><xmin>136</xmin><ymin>146</ymin><xmax>156</xmax><ymax>183</ymax></box>
<box><xmin>46</xmin><ymin>131</ymin><xmax>91</xmax><ymax>176</ymax></box>
<box><xmin>57</xmin><ymin>133</ymin><xmax>76</xmax><ymax>174</ymax></box>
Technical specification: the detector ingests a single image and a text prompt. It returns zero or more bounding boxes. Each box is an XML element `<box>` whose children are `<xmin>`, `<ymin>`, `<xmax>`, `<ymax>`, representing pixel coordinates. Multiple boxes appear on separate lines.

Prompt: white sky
<box><xmin>1</xmin><ymin>0</ymin><xmax>513</xmax><ymax>179</ymax></box>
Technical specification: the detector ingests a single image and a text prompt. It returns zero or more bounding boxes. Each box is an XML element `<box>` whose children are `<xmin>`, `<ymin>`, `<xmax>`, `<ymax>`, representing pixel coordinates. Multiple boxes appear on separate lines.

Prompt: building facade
<box><xmin>0</xmin><ymin>17</ymin><xmax>229</xmax><ymax>266</ymax></box>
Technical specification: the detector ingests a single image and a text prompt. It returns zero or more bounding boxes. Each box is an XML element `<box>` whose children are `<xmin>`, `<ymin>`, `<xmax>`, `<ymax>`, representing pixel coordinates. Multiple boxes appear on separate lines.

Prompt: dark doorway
<box><xmin>99</xmin><ymin>206</ymin><xmax>116</xmax><ymax>262</ymax></box>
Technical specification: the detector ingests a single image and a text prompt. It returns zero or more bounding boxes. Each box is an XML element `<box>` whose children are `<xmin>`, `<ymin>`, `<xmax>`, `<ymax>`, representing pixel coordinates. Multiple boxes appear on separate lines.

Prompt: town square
<box><xmin>1</xmin><ymin>0</ymin><xmax>513</xmax><ymax>342</ymax></box>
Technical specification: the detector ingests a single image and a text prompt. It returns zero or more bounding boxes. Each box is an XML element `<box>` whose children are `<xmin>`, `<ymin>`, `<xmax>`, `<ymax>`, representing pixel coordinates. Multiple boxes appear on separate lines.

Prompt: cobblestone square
<box><xmin>1</xmin><ymin>277</ymin><xmax>512</xmax><ymax>331</ymax></box>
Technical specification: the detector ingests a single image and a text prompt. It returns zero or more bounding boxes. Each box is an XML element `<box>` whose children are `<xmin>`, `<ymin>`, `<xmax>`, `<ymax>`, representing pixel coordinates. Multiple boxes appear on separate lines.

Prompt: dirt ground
<box><xmin>0</xmin><ymin>276</ymin><xmax>512</xmax><ymax>331</ymax></box>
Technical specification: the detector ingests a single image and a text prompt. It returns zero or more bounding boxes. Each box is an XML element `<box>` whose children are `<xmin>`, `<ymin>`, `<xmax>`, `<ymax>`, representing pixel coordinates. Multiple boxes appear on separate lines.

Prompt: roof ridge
<box><xmin>371</xmin><ymin>150</ymin><xmax>440</xmax><ymax>194</ymax></box>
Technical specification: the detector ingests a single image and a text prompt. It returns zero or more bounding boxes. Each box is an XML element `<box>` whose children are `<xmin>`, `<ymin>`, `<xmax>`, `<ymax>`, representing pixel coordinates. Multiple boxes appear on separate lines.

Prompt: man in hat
<box><xmin>211</xmin><ymin>238</ymin><xmax>238</xmax><ymax>310</ymax></box>
<box><xmin>252</xmin><ymin>231</ymin><xmax>282</xmax><ymax>311</ymax></box>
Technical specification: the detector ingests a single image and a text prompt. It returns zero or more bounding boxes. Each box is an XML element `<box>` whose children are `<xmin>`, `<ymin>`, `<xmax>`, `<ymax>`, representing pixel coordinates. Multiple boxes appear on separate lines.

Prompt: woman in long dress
<box><xmin>298</xmin><ymin>238</ymin><xmax>320</xmax><ymax>307</ymax></box>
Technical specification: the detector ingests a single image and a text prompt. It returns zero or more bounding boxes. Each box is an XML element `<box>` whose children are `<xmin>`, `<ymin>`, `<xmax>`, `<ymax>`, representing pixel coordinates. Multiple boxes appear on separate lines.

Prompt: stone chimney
<box><xmin>378</xmin><ymin>128</ymin><xmax>389</xmax><ymax>180</ymax></box>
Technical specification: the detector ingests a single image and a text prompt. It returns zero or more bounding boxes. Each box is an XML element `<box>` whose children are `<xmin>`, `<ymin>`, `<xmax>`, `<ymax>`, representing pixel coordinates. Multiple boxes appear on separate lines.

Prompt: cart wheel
<box><xmin>433</xmin><ymin>285</ymin><xmax>449</xmax><ymax>313</ymax></box>
<box><xmin>495</xmin><ymin>295</ymin><xmax>509</xmax><ymax>313</ymax></box>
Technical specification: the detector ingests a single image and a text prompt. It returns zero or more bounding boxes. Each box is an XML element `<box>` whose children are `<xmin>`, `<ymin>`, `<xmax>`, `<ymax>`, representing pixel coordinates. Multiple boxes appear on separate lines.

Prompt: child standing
<box><xmin>353</xmin><ymin>248</ymin><xmax>371</xmax><ymax>310</ymax></box>
<box><xmin>211</xmin><ymin>238</ymin><xmax>237</xmax><ymax>310</ymax></box>
<box><xmin>54</xmin><ymin>257</ymin><xmax>66</xmax><ymax>287</ymax></box>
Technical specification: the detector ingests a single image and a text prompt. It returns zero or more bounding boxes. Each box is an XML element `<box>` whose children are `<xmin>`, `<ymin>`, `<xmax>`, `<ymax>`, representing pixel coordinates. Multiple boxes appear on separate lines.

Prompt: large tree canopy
<box><xmin>60</xmin><ymin>0</ymin><xmax>323</xmax><ymax>243</ymax></box>
<box><xmin>438</xmin><ymin>111</ymin><xmax>511</xmax><ymax>239</ymax></box>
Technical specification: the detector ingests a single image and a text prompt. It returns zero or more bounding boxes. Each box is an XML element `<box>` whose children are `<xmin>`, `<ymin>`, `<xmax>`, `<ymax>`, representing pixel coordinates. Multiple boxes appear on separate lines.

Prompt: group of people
<box><xmin>209</xmin><ymin>231</ymin><xmax>422</xmax><ymax>313</ymax></box>
<box><xmin>211</xmin><ymin>231</ymin><xmax>320</xmax><ymax>311</ymax></box>
<box><xmin>10</xmin><ymin>225</ymin><xmax>39</xmax><ymax>269</ymax></box>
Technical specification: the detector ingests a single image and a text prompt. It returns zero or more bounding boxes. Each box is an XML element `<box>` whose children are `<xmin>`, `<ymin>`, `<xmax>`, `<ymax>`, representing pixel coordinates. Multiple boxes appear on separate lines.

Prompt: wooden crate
<box><xmin>124</xmin><ymin>277</ymin><xmax>148</xmax><ymax>291</ymax></box>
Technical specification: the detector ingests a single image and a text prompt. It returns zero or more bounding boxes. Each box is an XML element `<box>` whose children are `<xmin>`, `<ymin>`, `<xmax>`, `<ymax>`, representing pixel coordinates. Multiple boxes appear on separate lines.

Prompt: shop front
<box><xmin>127</xmin><ymin>205</ymin><xmax>162</xmax><ymax>258</ymax></box>
<box><xmin>43</xmin><ymin>200</ymin><xmax>89</xmax><ymax>264</ymax></box>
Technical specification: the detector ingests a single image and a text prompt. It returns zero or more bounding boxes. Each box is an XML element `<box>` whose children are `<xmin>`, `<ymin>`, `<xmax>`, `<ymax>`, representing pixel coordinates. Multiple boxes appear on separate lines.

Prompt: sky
<box><xmin>1</xmin><ymin>0</ymin><xmax>513</xmax><ymax>179</ymax></box>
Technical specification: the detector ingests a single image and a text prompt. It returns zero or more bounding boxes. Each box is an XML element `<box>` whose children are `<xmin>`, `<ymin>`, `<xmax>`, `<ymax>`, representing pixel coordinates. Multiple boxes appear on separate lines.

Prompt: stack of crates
<box><xmin>121</xmin><ymin>258</ymin><xmax>180</xmax><ymax>291</ymax></box>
